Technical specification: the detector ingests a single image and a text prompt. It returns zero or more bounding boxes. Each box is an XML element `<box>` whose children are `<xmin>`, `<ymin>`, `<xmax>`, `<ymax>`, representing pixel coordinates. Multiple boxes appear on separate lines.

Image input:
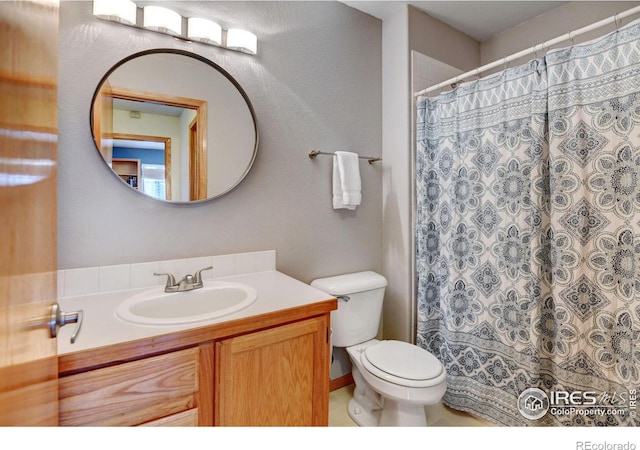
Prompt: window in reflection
<box><xmin>141</xmin><ymin>163</ymin><xmax>166</xmax><ymax>200</ymax></box>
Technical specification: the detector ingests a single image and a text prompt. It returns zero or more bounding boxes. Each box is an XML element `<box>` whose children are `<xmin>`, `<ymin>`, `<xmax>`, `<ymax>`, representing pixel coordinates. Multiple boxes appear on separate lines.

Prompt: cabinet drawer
<box><xmin>140</xmin><ymin>409</ymin><xmax>198</xmax><ymax>427</ymax></box>
<box><xmin>59</xmin><ymin>348</ymin><xmax>199</xmax><ymax>426</ymax></box>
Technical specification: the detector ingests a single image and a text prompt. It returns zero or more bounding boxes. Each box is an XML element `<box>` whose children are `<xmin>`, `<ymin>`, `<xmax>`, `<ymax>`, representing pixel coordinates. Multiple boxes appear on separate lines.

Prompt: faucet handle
<box><xmin>193</xmin><ymin>266</ymin><xmax>213</xmax><ymax>285</ymax></box>
<box><xmin>154</xmin><ymin>272</ymin><xmax>177</xmax><ymax>288</ymax></box>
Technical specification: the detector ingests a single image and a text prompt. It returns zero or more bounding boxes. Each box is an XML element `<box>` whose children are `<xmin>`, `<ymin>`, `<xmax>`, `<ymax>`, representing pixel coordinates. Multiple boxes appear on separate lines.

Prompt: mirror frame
<box><xmin>90</xmin><ymin>48</ymin><xmax>259</xmax><ymax>204</ymax></box>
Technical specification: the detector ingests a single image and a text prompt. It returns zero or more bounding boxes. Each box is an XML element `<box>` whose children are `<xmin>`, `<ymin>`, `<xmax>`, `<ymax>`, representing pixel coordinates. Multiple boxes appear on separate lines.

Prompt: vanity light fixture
<box><xmin>187</xmin><ymin>18</ymin><xmax>223</xmax><ymax>46</ymax></box>
<box><xmin>226</xmin><ymin>29</ymin><xmax>258</xmax><ymax>55</ymax></box>
<box><xmin>143</xmin><ymin>5</ymin><xmax>182</xmax><ymax>37</ymax></box>
<box><xmin>91</xmin><ymin>1</ymin><xmax>257</xmax><ymax>56</ymax></box>
<box><xmin>92</xmin><ymin>0</ymin><xmax>137</xmax><ymax>26</ymax></box>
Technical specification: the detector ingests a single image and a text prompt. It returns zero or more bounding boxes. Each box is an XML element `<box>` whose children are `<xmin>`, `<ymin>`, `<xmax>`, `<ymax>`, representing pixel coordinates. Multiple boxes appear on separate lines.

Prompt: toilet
<box><xmin>311</xmin><ymin>271</ymin><xmax>447</xmax><ymax>427</ymax></box>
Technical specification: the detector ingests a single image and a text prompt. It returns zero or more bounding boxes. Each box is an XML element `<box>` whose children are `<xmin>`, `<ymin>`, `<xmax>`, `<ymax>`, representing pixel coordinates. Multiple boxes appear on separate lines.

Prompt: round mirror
<box><xmin>91</xmin><ymin>49</ymin><xmax>258</xmax><ymax>203</ymax></box>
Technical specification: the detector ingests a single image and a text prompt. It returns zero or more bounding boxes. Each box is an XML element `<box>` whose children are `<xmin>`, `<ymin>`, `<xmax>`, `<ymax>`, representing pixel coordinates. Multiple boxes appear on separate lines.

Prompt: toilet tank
<box><xmin>311</xmin><ymin>271</ymin><xmax>387</xmax><ymax>348</ymax></box>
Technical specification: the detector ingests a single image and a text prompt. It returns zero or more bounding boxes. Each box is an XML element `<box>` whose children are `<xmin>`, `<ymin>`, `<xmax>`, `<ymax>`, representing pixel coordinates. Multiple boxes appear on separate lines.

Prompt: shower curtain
<box><xmin>416</xmin><ymin>20</ymin><xmax>640</xmax><ymax>426</ymax></box>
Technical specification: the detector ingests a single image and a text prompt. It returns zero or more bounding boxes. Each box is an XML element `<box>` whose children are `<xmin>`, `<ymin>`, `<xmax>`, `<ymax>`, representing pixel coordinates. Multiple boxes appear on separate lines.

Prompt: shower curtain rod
<box><xmin>414</xmin><ymin>4</ymin><xmax>640</xmax><ymax>97</ymax></box>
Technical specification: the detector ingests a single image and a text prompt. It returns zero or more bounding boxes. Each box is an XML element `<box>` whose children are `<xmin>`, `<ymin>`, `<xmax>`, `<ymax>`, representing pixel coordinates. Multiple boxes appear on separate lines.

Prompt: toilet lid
<box><xmin>362</xmin><ymin>340</ymin><xmax>443</xmax><ymax>384</ymax></box>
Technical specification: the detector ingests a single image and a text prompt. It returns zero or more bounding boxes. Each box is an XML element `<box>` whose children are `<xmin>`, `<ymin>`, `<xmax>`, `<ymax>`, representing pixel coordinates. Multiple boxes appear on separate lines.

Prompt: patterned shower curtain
<box><xmin>416</xmin><ymin>20</ymin><xmax>640</xmax><ymax>427</ymax></box>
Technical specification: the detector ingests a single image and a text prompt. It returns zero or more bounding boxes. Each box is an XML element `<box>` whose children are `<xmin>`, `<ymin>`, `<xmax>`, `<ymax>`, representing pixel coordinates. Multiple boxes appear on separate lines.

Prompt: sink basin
<box><xmin>116</xmin><ymin>281</ymin><xmax>258</xmax><ymax>326</ymax></box>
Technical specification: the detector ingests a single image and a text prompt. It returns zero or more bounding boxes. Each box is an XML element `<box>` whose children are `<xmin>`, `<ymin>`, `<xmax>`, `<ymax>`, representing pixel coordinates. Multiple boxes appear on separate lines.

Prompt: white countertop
<box><xmin>57</xmin><ymin>270</ymin><xmax>335</xmax><ymax>356</ymax></box>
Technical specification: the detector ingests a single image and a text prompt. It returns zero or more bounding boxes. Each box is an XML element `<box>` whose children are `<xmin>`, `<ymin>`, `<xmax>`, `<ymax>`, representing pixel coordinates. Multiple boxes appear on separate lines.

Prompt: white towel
<box><xmin>332</xmin><ymin>151</ymin><xmax>361</xmax><ymax>210</ymax></box>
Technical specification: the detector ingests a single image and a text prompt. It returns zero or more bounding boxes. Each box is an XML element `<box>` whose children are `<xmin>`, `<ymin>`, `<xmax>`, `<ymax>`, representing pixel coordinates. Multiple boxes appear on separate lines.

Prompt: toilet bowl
<box><xmin>346</xmin><ymin>339</ymin><xmax>447</xmax><ymax>426</ymax></box>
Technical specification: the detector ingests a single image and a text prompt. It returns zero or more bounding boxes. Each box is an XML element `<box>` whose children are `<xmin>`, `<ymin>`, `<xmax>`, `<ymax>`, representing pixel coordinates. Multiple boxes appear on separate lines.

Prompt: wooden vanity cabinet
<box><xmin>57</xmin><ymin>308</ymin><xmax>333</xmax><ymax>427</ymax></box>
<box><xmin>215</xmin><ymin>316</ymin><xmax>329</xmax><ymax>426</ymax></box>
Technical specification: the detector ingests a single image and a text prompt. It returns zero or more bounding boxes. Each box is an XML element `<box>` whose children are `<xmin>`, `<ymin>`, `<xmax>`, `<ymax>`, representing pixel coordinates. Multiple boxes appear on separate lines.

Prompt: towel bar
<box><xmin>308</xmin><ymin>150</ymin><xmax>381</xmax><ymax>164</ymax></box>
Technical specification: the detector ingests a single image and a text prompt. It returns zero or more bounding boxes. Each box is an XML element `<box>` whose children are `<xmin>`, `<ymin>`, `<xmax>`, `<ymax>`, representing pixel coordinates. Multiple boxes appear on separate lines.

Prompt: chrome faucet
<box><xmin>154</xmin><ymin>266</ymin><xmax>213</xmax><ymax>293</ymax></box>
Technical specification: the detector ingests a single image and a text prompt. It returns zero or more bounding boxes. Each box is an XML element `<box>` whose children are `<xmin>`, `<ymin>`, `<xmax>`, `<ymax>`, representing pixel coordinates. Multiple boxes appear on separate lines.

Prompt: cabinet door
<box><xmin>215</xmin><ymin>316</ymin><xmax>330</xmax><ymax>426</ymax></box>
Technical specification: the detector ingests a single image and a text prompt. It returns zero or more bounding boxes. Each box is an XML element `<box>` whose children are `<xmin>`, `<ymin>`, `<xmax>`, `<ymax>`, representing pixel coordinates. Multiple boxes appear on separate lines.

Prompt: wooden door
<box><xmin>215</xmin><ymin>316</ymin><xmax>330</xmax><ymax>426</ymax></box>
<box><xmin>0</xmin><ymin>0</ymin><xmax>59</xmax><ymax>425</ymax></box>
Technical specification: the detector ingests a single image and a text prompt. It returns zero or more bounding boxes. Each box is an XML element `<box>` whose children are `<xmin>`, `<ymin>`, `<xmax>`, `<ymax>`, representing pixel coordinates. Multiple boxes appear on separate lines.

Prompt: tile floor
<box><xmin>329</xmin><ymin>384</ymin><xmax>495</xmax><ymax>427</ymax></box>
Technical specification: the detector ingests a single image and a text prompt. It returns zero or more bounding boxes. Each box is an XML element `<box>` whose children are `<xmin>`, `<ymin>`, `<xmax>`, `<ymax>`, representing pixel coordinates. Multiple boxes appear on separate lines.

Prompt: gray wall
<box><xmin>58</xmin><ymin>1</ymin><xmax>382</xmax><ymax>284</ymax></box>
<box><xmin>481</xmin><ymin>1</ymin><xmax>640</xmax><ymax>66</ymax></box>
<box><xmin>382</xmin><ymin>5</ymin><xmax>479</xmax><ymax>342</ymax></box>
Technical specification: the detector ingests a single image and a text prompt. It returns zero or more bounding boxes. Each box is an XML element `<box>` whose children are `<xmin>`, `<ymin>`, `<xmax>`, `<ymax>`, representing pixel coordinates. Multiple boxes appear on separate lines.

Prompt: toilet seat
<box><xmin>361</xmin><ymin>340</ymin><xmax>444</xmax><ymax>388</ymax></box>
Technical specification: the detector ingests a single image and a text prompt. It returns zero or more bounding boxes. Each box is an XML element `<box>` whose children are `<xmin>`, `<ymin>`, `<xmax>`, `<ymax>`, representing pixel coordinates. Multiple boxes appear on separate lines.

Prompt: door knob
<box><xmin>49</xmin><ymin>303</ymin><xmax>83</xmax><ymax>344</ymax></box>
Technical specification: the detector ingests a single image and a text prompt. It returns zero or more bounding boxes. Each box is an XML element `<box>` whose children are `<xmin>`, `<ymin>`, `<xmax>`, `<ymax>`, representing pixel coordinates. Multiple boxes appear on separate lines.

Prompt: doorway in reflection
<box><xmin>112</xmin><ymin>138</ymin><xmax>168</xmax><ymax>200</ymax></box>
<box><xmin>113</xmin><ymin>135</ymin><xmax>172</xmax><ymax>199</ymax></box>
<box><xmin>109</xmin><ymin>92</ymin><xmax>207</xmax><ymax>202</ymax></box>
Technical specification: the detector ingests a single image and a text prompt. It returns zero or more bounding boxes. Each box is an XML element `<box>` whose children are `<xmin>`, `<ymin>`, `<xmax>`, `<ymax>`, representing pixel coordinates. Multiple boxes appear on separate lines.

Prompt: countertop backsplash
<box><xmin>57</xmin><ymin>250</ymin><xmax>276</xmax><ymax>299</ymax></box>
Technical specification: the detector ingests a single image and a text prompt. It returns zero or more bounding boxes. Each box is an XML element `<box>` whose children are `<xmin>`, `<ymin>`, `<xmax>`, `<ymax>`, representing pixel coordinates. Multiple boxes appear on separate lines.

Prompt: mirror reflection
<box><xmin>91</xmin><ymin>49</ymin><xmax>258</xmax><ymax>203</ymax></box>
